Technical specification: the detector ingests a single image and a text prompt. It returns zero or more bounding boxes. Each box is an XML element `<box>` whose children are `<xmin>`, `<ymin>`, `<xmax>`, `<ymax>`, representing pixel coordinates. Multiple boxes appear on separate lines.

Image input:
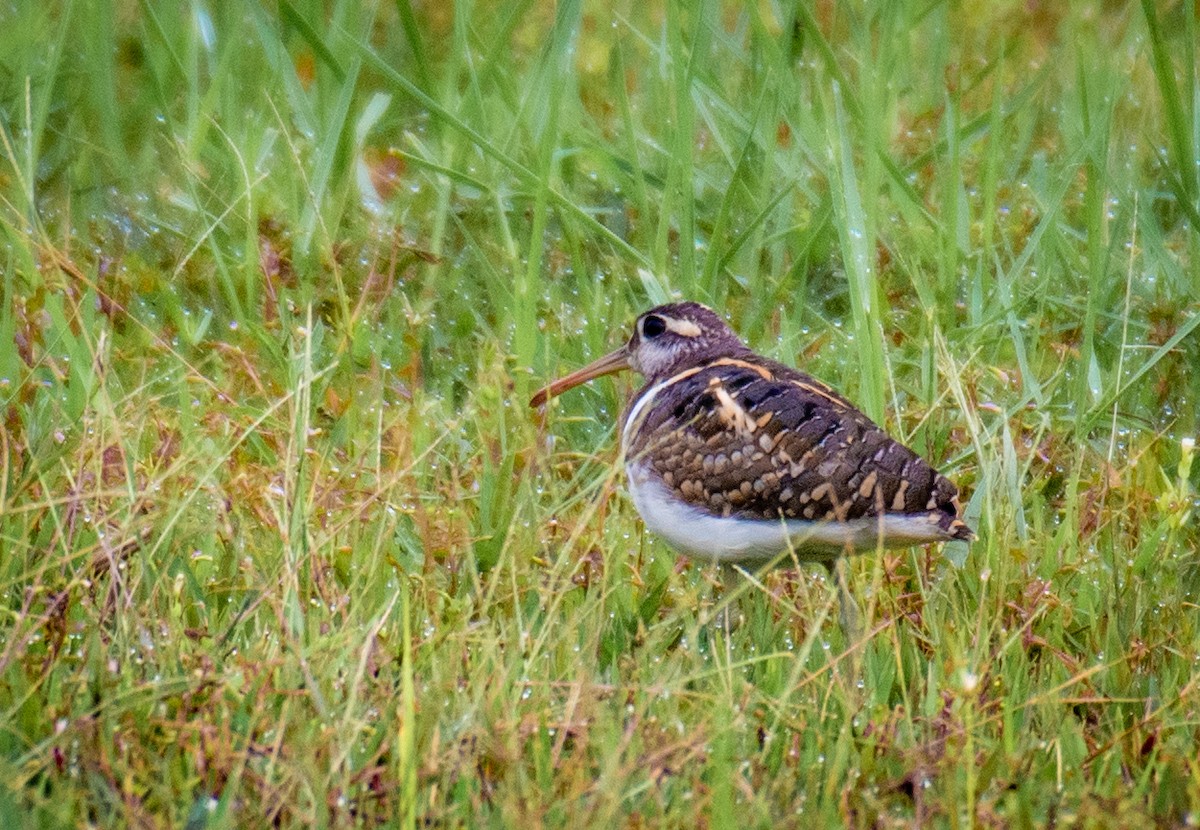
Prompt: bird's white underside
<box><xmin>620</xmin><ymin>366</ymin><xmax>954</xmax><ymax>563</ymax></box>
<box><xmin>625</xmin><ymin>462</ymin><xmax>953</xmax><ymax>564</ymax></box>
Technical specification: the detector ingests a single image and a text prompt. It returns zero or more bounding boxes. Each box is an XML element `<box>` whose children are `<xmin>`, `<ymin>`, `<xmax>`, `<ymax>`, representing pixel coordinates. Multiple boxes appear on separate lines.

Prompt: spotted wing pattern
<box><xmin>626</xmin><ymin>357</ymin><xmax>966</xmax><ymax>534</ymax></box>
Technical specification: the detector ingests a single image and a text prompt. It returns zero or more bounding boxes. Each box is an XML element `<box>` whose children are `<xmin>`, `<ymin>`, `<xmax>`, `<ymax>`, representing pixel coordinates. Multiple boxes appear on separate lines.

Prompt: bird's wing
<box><xmin>629</xmin><ymin>358</ymin><xmax>961</xmax><ymax>524</ymax></box>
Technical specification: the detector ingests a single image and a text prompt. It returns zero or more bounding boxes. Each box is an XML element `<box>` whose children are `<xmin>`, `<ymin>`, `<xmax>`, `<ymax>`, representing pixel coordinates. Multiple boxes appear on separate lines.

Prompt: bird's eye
<box><xmin>642</xmin><ymin>315</ymin><xmax>667</xmax><ymax>338</ymax></box>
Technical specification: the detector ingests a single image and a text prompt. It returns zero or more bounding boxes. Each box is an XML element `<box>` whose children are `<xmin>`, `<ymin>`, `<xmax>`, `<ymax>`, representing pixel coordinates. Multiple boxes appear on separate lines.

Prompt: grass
<box><xmin>1</xmin><ymin>0</ymin><xmax>1199</xmax><ymax>826</ymax></box>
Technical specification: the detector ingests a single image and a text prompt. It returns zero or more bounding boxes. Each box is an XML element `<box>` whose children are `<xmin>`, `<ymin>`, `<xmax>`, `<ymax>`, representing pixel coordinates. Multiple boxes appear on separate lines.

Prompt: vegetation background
<box><xmin>2</xmin><ymin>0</ymin><xmax>1199</xmax><ymax>826</ymax></box>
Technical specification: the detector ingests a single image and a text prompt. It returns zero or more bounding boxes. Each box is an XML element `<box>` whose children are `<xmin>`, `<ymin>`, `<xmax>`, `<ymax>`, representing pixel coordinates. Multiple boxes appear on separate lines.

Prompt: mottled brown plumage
<box><xmin>532</xmin><ymin>301</ymin><xmax>974</xmax><ymax>564</ymax></box>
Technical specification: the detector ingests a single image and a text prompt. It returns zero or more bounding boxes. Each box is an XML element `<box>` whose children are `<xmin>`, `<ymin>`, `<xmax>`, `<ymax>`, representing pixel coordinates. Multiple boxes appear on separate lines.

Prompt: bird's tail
<box><xmin>945</xmin><ymin>518</ymin><xmax>976</xmax><ymax>542</ymax></box>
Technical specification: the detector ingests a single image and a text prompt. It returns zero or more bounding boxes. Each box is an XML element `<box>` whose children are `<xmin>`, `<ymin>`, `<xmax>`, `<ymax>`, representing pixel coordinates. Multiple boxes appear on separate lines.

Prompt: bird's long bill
<box><xmin>529</xmin><ymin>347</ymin><xmax>629</xmax><ymax>408</ymax></box>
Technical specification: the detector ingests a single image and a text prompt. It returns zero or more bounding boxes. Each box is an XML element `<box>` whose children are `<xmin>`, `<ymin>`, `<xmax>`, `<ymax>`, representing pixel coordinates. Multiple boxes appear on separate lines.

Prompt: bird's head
<box><xmin>530</xmin><ymin>302</ymin><xmax>749</xmax><ymax>407</ymax></box>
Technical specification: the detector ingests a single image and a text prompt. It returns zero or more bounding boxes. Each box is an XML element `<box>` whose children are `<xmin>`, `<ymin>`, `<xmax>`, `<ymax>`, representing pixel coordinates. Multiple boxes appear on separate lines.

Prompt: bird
<box><xmin>530</xmin><ymin>301</ymin><xmax>974</xmax><ymax>630</ymax></box>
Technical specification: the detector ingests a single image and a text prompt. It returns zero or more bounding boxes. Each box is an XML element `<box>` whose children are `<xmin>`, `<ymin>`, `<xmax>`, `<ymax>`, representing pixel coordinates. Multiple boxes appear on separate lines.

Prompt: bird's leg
<box><xmin>720</xmin><ymin>562</ymin><xmax>741</xmax><ymax>602</ymax></box>
<box><xmin>823</xmin><ymin>556</ymin><xmax>861</xmax><ymax>643</ymax></box>
<box><xmin>707</xmin><ymin>563</ymin><xmax>746</xmax><ymax>632</ymax></box>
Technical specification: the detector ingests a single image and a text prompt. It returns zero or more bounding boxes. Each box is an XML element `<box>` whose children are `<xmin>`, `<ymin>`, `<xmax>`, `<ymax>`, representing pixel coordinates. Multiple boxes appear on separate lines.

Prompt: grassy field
<box><xmin>2</xmin><ymin>1</ymin><xmax>1199</xmax><ymax>826</ymax></box>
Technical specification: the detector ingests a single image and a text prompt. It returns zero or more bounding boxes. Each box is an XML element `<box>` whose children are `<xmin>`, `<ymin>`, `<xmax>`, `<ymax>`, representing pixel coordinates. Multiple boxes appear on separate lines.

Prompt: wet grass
<box><xmin>1</xmin><ymin>1</ymin><xmax>1199</xmax><ymax>827</ymax></box>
